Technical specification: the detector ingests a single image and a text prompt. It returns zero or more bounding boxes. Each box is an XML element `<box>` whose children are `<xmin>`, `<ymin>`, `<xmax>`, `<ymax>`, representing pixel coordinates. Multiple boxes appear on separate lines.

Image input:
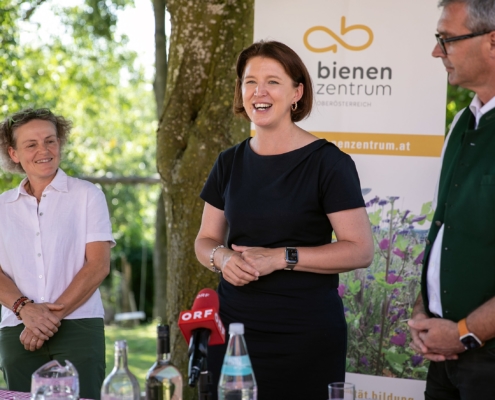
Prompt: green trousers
<box><xmin>0</xmin><ymin>318</ymin><xmax>105</xmax><ymax>400</ymax></box>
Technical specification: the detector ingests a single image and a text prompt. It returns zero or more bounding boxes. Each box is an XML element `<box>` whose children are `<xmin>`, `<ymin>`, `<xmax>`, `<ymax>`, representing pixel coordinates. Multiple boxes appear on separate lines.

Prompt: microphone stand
<box><xmin>198</xmin><ymin>361</ymin><xmax>215</xmax><ymax>400</ymax></box>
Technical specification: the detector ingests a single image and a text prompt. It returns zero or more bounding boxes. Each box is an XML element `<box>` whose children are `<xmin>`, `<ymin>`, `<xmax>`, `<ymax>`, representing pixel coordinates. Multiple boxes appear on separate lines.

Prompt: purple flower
<box><xmin>392</xmin><ymin>248</ymin><xmax>405</xmax><ymax>259</ymax></box>
<box><xmin>378</xmin><ymin>199</ymin><xmax>388</xmax><ymax>206</ymax></box>
<box><xmin>411</xmin><ymin>355</ymin><xmax>423</xmax><ymax>367</ymax></box>
<box><xmin>401</xmin><ymin>210</ymin><xmax>410</xmax><ymax>223</ymax></box>
<box><xmin>367</xmin><ymin>274</ymin><xmax>375</xmax><ymax>280</ymax></box>
<box><xmin>338</xmin><ymin>284</ymin><xmax>346</xmax><ymax>298</ymax></box>
<box><xmin>390</xmin><ymin>332</ymin><xmax>407</xmax><ymax>347</ymax></box>
<box><xmin>373</xmin><ymin>324</ymin><xmax>381</xmax><ymax>334</ymax></box>
<box><xmin>388</xmin><ymin>196</ymin><xmax>400</xmax><ymax>202</ymax></box>
<box><xmin>379</xmin><ymin>238</ymin><xmax>390</xmax><ymax>250</ymax></box>
<box><xmin>414</xmin><ymin>250</ymin><xmax>425</xmax><ymax>265</ymax></box>
<box><xmin>387</xmin><ymin>273</ymin><xmax>403</xmax><ymax>284</ymax></box>
<box><xmin>360</xmin><ymin>356</ymin><xmax>370</xmax><ymax>367</ymax></box>
<box><xmin>368</xmin><ymin>196</ymin><xmax>380</xmax><ymax>206</ymax></box>
<box><xmin>411</xmin><ymin>215</ymin><xmax>427</xmax><ymax>223</ymax></box>
<box><xmin>390</xmin><ymin>314</ymin><xmax>399</xmax><ymax>323</ymax></box>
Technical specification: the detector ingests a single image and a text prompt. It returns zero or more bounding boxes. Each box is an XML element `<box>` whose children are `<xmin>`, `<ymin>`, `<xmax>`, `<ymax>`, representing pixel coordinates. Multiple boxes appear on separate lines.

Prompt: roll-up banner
<box><xmin>254</xmin><ymin>1</ymin><xmax>446</xmax><ymax>397</ymax></box>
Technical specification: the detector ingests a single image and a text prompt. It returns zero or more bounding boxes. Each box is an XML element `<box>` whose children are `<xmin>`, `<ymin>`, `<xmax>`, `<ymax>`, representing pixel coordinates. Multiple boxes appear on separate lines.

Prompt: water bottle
<box><xmin>218</xmin><ymin>323</ymin><xmax>257</xmax><ymax>400</ymax></box>
<box><xmin>145</xmin><ymin>325</ymin><xmax>183</xmax><ymax>400</ymax></box>
<box><xmin>101</xmin><ymin>340</ymin><xmax>141</xmax><ymax>400</ymax></box>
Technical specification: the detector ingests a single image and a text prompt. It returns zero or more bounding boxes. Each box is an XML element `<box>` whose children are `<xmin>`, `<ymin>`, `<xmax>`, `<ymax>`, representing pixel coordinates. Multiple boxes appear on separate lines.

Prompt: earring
<box><xmin>291</xmin><ymin>102</ymin><xmax>298</xmax><ymax>111</ymax></box>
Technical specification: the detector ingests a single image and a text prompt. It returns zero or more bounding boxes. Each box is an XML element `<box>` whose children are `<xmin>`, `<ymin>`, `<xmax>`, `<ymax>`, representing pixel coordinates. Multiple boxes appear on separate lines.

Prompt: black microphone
<box><xmin>178</xmin><ymin>289</ymin><xmax>226</xmax><ymax>388</ymax></box>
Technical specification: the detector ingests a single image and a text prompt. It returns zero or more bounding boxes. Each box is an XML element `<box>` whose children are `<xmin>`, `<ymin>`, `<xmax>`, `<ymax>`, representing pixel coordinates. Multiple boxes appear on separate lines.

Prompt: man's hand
<box><xmin>408</xmin><ymin>317</ymin><xmax>464</xmax><ymax>361</ymax></box>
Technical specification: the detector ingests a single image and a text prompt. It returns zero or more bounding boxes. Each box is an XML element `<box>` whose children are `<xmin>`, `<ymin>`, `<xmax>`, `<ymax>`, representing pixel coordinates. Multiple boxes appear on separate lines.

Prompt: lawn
<box><xmin>0</xmin><ymin>322</ymin><xmax>157</xmax><ymax>391</ymax></box>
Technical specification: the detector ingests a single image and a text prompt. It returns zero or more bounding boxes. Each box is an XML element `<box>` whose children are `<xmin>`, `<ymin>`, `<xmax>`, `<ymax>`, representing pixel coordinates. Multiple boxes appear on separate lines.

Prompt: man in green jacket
<box><xmin>408</xmin><ymin>0</ymin><xmax>495</xmax><ymax>399</ymax></box>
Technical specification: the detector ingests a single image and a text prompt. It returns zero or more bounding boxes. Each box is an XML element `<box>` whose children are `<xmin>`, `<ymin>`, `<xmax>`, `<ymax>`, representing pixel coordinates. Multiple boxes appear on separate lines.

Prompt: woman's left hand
<box><xmin>19</xmin><ymin>327</ymin><xmax>45</xmax><ymax>351</ymax></box>
<box><xmin>231</xmin><ymin>245</ymin><xmax>284</xmax><ymax>276</ymax></box>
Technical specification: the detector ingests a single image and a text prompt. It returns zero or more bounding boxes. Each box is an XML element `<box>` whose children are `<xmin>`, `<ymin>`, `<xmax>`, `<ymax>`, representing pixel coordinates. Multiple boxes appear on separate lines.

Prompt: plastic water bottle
<box><xmin>218</xmin><ymin>323</ymin><xmax>257</xmax><ymax>400</ymax></box>
<box><xmin>101</xmin><ymin>340</ymin><xmax>141</xmax><ymax>400</ymax></box>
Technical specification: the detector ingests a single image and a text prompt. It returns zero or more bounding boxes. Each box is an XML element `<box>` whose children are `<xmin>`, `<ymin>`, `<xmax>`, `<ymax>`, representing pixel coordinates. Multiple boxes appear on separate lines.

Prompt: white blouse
<box><xmin>0</xmin><ymin>169</ymin><xmax>115</xmax><ymax>327</ymax></box>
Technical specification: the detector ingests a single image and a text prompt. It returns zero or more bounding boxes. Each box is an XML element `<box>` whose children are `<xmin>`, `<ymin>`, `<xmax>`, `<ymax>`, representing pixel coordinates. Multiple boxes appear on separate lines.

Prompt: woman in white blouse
<box><xmin>0</xmin><ymin>108</ymin><xmax>115</xmax><ymax>399</ymax></box>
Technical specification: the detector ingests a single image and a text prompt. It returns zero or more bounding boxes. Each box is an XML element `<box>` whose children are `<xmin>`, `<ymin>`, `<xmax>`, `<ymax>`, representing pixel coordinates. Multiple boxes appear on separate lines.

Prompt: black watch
<box><xmin>284</xmin><ymin>247</ymin><xmax>298</xmax><ymax>270</ymax></box>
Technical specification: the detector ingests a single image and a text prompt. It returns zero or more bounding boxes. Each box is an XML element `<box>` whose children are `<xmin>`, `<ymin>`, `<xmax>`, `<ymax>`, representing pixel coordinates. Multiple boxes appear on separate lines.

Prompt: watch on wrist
<box><xmin>458</xmin><ymin>318</ymin><xmax>484</xmax><ymax>350</ymax></box>
<box><xmin>284</xmin><ymin>247</ymin><xmax>298</xmax><ymax>271</ymax></box>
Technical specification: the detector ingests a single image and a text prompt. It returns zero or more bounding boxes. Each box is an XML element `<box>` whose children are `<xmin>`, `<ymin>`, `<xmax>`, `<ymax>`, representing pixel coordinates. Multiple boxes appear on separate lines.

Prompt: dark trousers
<box><xmin>425</xmin><ymin>346</ymin><xmax>495</xmax><ymax>400</ymax></box>
<box><xmin>0</xmin><ymin>319</ymin><xmax>105</xmax><ymax>400</ymax></box>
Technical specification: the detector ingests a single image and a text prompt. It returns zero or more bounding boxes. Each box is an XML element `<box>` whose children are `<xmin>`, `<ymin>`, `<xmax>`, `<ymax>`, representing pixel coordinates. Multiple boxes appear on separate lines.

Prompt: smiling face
<box><xmin>433</xmin><ymin>2</ymin><xmax>491</xmax><ymax>91</ymax></box>
<box><xmin>241</xmin><ymin>56</ymin><xmax>303</xmax><ymax>129</ymax></box>
<box><xmin>8</xmin><ymin>119</ymin><xmax>61</xmax><ymax>183</ymax></box>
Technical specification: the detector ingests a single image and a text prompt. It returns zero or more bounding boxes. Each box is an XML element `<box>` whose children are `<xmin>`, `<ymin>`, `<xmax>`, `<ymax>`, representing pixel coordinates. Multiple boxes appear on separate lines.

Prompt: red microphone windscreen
<box><xmin>178</xmin><ymin>289</ymin><xmax>226</xmax><ymax>346</ymax></box>
<box><xmin>192</xmin><ymin>288</ymin><xmax>219</xmax><ymax>311</ymax></box>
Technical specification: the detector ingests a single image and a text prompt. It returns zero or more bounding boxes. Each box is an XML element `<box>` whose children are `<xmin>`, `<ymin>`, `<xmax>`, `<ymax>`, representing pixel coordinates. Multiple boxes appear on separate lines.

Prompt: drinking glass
<box><xmin>328</xmin><ymin>382</ymin><xmax>355</xmax><ymax>400</ymax></box>
<box><xmin>31</xmin><ymin>360</ymin><xmax>79</xmax><ymax>400</ymax></box>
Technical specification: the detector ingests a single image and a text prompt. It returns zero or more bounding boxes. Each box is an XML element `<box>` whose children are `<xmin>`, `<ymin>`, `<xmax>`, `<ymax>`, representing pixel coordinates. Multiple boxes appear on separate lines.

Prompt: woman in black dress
<box><xmin>195</xmin><ymin>40</ymin><xmax>374</xmax><ymax>400</ymax></box>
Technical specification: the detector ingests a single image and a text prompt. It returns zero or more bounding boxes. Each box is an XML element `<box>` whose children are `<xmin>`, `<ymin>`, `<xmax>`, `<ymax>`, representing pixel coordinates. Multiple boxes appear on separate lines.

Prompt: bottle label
<box><xmin>221</xmin><ymin>355</ymin><xmax>253</xmax><ymax>376</ymax></box>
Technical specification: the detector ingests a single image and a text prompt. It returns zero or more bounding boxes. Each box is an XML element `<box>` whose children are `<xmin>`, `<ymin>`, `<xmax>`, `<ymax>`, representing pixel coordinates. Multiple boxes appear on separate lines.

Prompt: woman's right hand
<box><xmin>218</xmin><ymin>248</ymin><xmax>260</xmax><ymax>286</ymax></box>
<box><xmin>18</xmin><ymin>302</ymin><xmax>64</xmax><ymax>340</ymax></box>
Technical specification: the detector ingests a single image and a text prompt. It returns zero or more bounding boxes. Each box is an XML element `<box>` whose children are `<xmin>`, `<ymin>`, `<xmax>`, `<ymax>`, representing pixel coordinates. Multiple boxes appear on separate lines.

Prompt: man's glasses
<box><xmin>435</xmin><ymin>31</ymin><xmax>491</xmax><ymax>55</ymax></box>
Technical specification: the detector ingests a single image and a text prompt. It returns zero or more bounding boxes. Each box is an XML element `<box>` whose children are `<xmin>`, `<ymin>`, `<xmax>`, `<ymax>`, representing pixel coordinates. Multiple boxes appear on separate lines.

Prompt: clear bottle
<box><xmin>218</xmin><ymin>323</ymin><xmax>257</xmax><ymax>400</ymax></box>
<box><xmin>145</xmin><ymin>325</ymin><xmax>183</xmax><ymax>400</ymax></box>
<box><xmin>101</xmin><ymin>340</ymin><xmax>141</xmax><ymax>400</ymax></box>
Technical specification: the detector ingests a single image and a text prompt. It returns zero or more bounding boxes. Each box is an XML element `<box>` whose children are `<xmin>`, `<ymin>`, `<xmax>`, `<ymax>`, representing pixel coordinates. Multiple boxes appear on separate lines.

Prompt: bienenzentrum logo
<box><xmin>303</xmin><ymin>16</ymin><xmax>373</xmax><ymax>53</ymax></box>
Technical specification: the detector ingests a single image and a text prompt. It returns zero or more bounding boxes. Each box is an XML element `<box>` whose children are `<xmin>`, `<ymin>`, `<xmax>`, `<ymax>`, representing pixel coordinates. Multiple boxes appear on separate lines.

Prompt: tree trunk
<box><xmin>153</xmin><ymin>190</ymin><xmax>168</xmax><ymax>320</ymax></box>
<box><xmin>156</xmin><ymin>0</ymin><xmax>254</xmax><ymax>396</ymax></box>
<box><xmin>152</xmin><ymin>0</ymin><xmax>169</xmax><ymax>323</ymax></box>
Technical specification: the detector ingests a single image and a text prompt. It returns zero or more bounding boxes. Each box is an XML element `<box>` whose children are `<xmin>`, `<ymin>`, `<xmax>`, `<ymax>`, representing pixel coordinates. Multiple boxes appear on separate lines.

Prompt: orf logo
<box><xmin>303</xmin><ymin>16</ymin><xmax>374</xmax><ymax>53</ymax></box>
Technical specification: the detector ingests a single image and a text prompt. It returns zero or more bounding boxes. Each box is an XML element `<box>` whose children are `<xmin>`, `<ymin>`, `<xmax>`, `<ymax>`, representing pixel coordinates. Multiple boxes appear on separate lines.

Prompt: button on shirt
<box><xmin>0</xmin><ymin>169</ymin><xmax>115</xmax><ymax>328</ymax></box>
<box><xmin>427</xmin><ymin>95</ymin><xmax>495</xmax><ymax>316</ymax></box>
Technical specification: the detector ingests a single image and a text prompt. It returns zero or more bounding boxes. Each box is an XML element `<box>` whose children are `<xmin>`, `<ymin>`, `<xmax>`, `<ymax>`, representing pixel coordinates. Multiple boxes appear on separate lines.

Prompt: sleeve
<box><xmin>200</xmin><ymin>149</ymin><xmax>234</xmax><ymax>210</ymax></box>
<box><xmin>86</xmin><ymin>186</ymin><xmax>116</xmax><ymax>247</ymax></box>
<box><xmin>320</xmin><ymin>151</ymin><xmax>365</xmax><ymax>214</ymax></box>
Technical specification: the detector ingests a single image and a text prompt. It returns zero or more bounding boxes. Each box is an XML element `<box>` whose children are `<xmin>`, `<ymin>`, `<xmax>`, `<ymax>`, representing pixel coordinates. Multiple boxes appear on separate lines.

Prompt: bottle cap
<box><xmin>229</xmin><ymin>323</ymin><xmax>244</xmax><ymax>335</ymax></box>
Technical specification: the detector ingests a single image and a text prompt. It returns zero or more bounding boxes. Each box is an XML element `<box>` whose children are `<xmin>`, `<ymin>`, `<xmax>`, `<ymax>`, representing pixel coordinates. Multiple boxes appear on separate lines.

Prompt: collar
<box><xmin>3</xmin><ymin>168</ymin><xmax>68</xmax><ymax>203</ymax></box>
<box><xmin>469</xmin><ymin>95</ymin><xmax>495</xmax><ymax>129</ymax></box>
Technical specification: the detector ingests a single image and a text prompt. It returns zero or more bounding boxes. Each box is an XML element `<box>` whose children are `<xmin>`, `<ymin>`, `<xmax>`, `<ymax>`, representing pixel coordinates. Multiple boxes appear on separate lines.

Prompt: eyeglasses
<box><xmin>435</xmin><ymin>31</ymin><xmax>491</xmax><ymax>55</ymax></box>
<box><xmin>7</xmin><ymin>108</ymin><xmax>51</xmax><ymax>129</ymax></box>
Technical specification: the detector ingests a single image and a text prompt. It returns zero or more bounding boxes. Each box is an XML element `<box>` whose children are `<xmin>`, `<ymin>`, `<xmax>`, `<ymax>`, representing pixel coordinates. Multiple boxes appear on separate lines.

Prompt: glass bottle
<box><xmin>101</xmin><ymin>340</ymin><xmax>141</xmax><ymax>400</ymax></box>
<box><xmin>145</xmin><ymin>325</ymin><xmax>183</xmax><ymax>400</ymax></box>
<box><xmin>218</xmin><ymin>323</ymin><xmax>257</xmax><ymax>400</ymax></box>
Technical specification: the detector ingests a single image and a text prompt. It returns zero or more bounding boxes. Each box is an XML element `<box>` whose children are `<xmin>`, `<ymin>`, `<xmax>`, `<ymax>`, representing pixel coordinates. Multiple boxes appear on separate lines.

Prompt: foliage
<box><xmin>341</xmin><ymin>195</ymin><xmax>433</xmax><ymax>380</ymax></box>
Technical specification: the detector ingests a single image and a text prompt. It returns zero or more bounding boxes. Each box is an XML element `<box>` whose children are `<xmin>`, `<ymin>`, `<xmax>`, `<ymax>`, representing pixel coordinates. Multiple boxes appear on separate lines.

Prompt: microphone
<box><xmin>178</xmin><ymin>288</ymin><xmax>226</xmax><ymax>387</ymax></box>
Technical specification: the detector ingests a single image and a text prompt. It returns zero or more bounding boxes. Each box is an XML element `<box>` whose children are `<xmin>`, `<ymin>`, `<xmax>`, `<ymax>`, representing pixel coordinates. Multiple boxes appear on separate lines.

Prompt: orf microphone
<box><xmin>178</xmin><ymin>289</ymin><xmax>226</xmax><ymax>387</ymax></box>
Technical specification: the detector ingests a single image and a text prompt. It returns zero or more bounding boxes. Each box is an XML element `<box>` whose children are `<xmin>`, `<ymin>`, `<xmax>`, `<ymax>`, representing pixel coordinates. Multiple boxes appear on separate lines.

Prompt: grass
<box><xmin>0</xmin><ymin>322</ymin><xmax>157</xmax><ymax>391</ymax></box>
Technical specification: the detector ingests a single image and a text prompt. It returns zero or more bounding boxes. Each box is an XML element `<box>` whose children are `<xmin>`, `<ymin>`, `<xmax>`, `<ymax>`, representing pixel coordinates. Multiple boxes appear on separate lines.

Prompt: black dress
<box><xmin>200</xmin><ymin>138</ymin><xmax>364</xmax><ymax>400</ymax></box>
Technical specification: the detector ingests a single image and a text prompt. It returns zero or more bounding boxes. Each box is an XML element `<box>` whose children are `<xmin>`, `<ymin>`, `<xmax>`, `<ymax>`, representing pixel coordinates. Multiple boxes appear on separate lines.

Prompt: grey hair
<box><xmin>439</xmin><ymin>0</ymin><xmax>495</xmax><ymax>32</ymax></box>
<box><xmin>0</xmin><ymin>108</ymin><xmax>71</xmax><ymax>174</ymax></box>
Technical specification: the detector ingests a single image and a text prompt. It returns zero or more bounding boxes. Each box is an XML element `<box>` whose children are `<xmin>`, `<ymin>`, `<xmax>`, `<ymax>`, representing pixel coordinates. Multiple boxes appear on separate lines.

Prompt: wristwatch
<box><xmin>458</xmin><ymin>318</ymin><xmax>484</xmax><ymax>350</ymax></box>
<box><xmin>284</xmin><ymin>247</ymin><xmax>298</xmax><ymax>270</ymax></box>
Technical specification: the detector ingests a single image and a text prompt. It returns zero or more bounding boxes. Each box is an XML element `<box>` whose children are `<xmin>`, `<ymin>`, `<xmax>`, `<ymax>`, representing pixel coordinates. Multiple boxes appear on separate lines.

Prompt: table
<box><xmin>0</xmin><ymin>390</ymin><xmax>30</xmax><ymax>400</ymax></box>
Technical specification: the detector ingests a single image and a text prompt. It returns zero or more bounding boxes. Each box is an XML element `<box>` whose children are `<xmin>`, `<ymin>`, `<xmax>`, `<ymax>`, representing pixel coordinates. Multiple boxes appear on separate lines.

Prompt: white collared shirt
<box><xmin>427</xmin><ymin>95</ymin><xmax>495</xmax><ymax>316</ymax></box>
<box><xmin>0</xmin><ymin>169</ymin><xmax>115</xmax><ymax>327</ymax></box>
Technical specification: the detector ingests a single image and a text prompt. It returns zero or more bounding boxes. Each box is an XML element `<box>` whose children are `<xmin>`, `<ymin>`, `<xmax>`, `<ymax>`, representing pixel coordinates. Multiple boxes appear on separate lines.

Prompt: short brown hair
<box><xmin>0</xmin><ymin>108</ymin><xmax>72</xmax><ymax>174</ymax></box>
<box><xmin>233</xmin><ymin>41</ymin><xmax>313</xmax><ymax>122</ymax></box>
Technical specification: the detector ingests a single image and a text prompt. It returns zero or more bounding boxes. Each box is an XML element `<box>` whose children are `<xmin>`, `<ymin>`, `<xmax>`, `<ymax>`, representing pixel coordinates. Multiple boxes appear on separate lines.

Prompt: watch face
<box><xmin>461</xmin><ymin>334</ymin><xmax>482</xmax><ymax>350</ymax></box>
<box><xmin>286</xmin><ymin>247</ymin><xmax>298</xmax><ymax>264</ymax></box>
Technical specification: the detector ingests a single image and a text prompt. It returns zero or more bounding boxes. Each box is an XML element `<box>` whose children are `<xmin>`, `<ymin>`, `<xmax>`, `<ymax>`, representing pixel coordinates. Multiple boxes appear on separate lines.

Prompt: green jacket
<box><xmin>421</xmin><ymin>106</ymin><xmax>495</xmax><ymax>341</ymax></box>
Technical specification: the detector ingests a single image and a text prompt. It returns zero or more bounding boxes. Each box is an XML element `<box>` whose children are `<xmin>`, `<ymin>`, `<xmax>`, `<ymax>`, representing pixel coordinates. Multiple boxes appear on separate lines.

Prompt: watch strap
<box><xmin>458</xmin><ymin>318</ymin><xmax>469</xmax><ymax>337</ymax></box>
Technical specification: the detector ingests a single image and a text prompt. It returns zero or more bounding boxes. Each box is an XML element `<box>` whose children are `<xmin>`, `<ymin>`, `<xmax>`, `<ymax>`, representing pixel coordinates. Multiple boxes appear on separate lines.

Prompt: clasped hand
<box><xmin>19</xmin><ymin>302</ymin><xmax>64</xmax><ymax>351</ymax></box>
<box><xmin>219</xmin><ymin>245</ymin><xmax>284</xmax><ymax>286</ymax></box>
<box><xmin>408</xmin><ymin>314</ymin><xmax>465</xmax><ymax>361</ymax></box>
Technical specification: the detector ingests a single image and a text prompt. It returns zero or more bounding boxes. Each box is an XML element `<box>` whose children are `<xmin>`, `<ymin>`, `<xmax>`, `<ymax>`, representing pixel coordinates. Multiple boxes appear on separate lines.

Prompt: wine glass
<box><xmin>328</xmin><ymin>382</ymin><xmax>355</xmax><ymax>400</ymax></box>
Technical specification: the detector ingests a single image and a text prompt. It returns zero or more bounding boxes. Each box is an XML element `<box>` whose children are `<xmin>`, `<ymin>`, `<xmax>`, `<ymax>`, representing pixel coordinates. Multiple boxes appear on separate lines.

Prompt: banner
<box><xmin>254</xmin><ymin>0</ymin><xmax>447</xmax><ymax>391</ymax></box>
